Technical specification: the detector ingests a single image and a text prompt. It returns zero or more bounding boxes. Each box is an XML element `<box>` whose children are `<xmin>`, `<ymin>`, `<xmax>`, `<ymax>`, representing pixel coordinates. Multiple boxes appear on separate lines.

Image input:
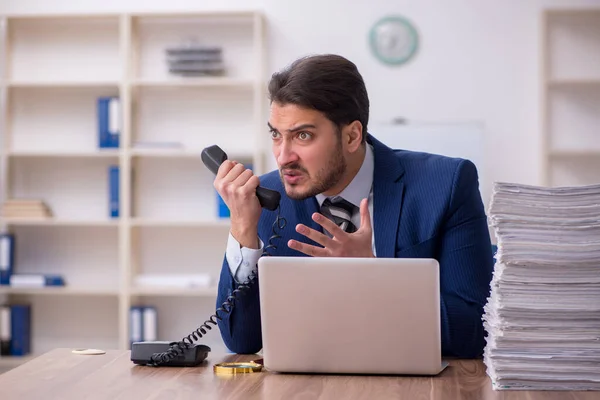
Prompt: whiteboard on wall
<box><xmin>368</xmin><ymin>121</ymin><xmax>490</xmax><ymax>206</ymax></box>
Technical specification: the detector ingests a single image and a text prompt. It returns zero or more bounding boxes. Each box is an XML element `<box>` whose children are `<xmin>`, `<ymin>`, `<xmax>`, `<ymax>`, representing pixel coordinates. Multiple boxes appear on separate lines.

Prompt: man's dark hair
<box><xmin>268</xmin><ymin>54</ymin><xmax>369</xmax><ymax>143</ymax></box>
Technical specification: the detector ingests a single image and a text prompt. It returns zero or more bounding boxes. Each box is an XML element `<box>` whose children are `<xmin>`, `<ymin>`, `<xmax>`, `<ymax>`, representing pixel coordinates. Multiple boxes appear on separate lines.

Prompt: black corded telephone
<box><xmin>131</xmin><ymin>145</ymin><xmax>285</xmax><ymax>367</ymax></box>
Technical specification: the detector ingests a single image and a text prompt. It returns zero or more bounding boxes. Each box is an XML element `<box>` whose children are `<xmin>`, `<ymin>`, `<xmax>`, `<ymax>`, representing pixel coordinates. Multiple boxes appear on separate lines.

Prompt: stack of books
<box><xmin>165</xmin><ymin>43</ymin><xmax>225</xmax><ymax>76</ymax></box>
<box><xmin>483</xmin><ymin>182</ymin><xmax>600</xmax><ymax>391</ymax></box>
<box><xmin>1</xmin><ymin>199</ymin><xmax>52</xmax><ymax>220</ymax></box>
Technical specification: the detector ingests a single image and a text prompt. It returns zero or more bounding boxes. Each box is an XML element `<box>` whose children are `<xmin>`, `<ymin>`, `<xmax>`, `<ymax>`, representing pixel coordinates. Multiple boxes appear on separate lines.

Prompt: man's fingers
<box><xmin>215</xmin><ymin>160</ymin><xmax>237</xmax><ymax>180</ymax></box>
<box><xmin>295</xmin><ymin>224</ymin><xmax>335</xmax><ymax>248</ymax></box>
<box><xmin>221</xmin><ymin>162</ymin><xmax>246</xmax><ymax>183</ymax></box>
<box><xmin>232</xmin><ymin>168</ymin><xmax>254</xmax><ymax>187</ymax></box>
<box><xmin>312</xmin><ymin>213</ymin><xmax>346</xmax><ymax>239</ymax></box>
<box><xmin>359</xmin><ymin>198</ymin><xmax>371</xmax><ymax>231</ymax></box>
<box><xmin>288</xmin><ymin>239</ymin><xmax>329</xmax><ymax>257</ymax></box>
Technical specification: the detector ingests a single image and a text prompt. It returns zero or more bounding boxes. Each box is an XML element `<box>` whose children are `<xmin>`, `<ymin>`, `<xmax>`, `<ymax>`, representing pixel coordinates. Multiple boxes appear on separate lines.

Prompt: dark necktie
<box><xmin>320</xmin><ymin>196</ymin><xmax>358</xmax><ymax>234</ymax></box>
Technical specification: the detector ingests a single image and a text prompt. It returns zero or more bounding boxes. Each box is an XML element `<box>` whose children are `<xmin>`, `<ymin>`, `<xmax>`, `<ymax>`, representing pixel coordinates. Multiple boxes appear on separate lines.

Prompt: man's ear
<box><xmin>344</xmin><ymin>121</ymin><xmax>363</xmax><ymax>153</ymax></box>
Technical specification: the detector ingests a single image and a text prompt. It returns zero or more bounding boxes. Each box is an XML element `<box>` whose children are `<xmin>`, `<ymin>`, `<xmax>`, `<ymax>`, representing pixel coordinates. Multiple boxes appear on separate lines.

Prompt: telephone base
<box><xmin>131</xmin><ymin>341</ymin><xmax>210</xmax><ymax>367</ymax></box>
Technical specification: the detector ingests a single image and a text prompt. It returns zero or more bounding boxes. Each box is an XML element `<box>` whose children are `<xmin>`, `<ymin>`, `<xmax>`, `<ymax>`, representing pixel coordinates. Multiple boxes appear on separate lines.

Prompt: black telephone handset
<box><xmin>201</xmin><ymin>145</ymin><xmax>281</xmax><ymax>211</ymax></box>
<box><xmin>131</xmin><ymin>145</ymin><xmax>286</xmax><ymax>367</ymax></box>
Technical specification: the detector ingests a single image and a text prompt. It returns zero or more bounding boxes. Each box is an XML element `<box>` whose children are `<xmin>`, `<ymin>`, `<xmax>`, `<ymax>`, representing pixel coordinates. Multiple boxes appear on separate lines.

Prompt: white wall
<box><xmin>1</xmin><ymin>0</ymin><xmax>599</xmax><ymax>205</ymax></box>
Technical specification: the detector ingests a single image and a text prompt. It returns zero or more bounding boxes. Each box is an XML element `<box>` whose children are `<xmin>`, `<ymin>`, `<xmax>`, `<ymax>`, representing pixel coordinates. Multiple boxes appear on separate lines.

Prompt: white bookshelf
<box><xmin>541</xmin><ymin>9</ymin><xmax>600</xmax><ymax>186</ymax></box>
<box><xmin>0</xmin><ymin>10</ymin><xmax>266</xmax><ymax>367</ymax></box>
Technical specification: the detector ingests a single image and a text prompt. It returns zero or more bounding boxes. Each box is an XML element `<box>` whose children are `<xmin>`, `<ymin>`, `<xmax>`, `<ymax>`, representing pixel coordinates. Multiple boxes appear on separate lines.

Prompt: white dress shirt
<box><xmin>226</xmin><ymin>144</ymin><xmax>376</xmax><ymax>283</ymax></box>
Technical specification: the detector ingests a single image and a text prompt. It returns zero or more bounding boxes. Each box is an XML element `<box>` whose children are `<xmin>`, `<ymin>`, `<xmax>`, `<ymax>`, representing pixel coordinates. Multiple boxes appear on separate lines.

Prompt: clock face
<box><xmin>369</xmin><ymin>16</ymin><xmax>419</xmax><ymax>65</ymax></box>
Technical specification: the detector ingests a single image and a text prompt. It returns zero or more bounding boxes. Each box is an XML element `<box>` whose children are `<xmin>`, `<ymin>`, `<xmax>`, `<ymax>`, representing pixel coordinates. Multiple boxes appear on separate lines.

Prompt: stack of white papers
<box><xmin>483</xmin><ymin>182</ymin><xmax>600</xmax><ymax>391</ymax></box>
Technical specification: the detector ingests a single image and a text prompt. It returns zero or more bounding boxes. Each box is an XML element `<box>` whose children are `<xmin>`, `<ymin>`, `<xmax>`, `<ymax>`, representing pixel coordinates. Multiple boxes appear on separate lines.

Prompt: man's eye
<box><xmin>298</xmin><ymin>132</ymin><xmax>311</xmax><ymax>140</ymax></box>
<box><xmin>270</xmin><ymin>130</ymin><xmax>280</xmax><ymax>139</ymax></box>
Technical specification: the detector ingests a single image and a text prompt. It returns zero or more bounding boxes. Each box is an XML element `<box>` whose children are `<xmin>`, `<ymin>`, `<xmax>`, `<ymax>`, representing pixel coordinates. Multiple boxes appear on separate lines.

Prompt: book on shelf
<box><xmin>0</xmin><ymin>233</ymin><xmax>15</xmax><ymax>286</ymax></box>
<box><xmin>0</xmin><ymin>304</ymin><xmax>31</xmax><ymax>357</ymax></box>
<box><xmin>130</xmin><ymin>306</ymin><xmax>157</xmax><ymax>348</ymax></box>
<box><xmin>1</xmin><ymin>199</ymin><xmax>53</xmax><ymax>219</ymax></box>
<box><xmin>97</xmin><ymin>96</ymin><xmax>120</xmax><ymax>149</ymax></box>
<box><xmin>9</xmin><ymin>274</ymin><xmax>65</xmax><ymax>288</ymax></box>
<box><xmin>109</xmin><ymin>165</ymin><xmax>119</xmax><ymax>218</ymax></box>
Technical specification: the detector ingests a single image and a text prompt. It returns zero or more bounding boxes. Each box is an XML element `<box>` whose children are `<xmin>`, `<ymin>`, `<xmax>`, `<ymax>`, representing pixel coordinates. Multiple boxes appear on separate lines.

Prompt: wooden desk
<box><xmin>0</xmin><ymin>349</ymin><xmax>597</xmax><ymax>400</ymax></box>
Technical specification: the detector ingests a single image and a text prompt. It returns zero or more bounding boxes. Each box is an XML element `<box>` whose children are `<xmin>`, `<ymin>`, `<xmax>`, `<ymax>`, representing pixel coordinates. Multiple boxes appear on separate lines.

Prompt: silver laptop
<box><xmin>257</xmin><ymin>256</ymin><xmax>447</xmax><ymax>375</ymax></box>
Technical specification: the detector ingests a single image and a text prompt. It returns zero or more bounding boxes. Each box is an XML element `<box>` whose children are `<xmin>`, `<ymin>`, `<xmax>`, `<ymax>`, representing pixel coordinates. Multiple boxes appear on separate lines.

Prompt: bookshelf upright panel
<box><xmin>541</xmin><ymin>9</ymin><xmax>600</xmax><ymax>187</ymax></box>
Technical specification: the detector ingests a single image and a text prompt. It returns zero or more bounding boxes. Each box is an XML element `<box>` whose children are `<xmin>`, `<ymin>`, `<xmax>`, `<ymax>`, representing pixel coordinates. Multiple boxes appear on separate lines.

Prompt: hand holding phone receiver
<box><xmin>132</xmin><ymin>145</ymin><xmax>285</xmax><ymax>368</ymax></box>
<box><xmin>201</xmin><ymin>145</ymin><xmax>281</xmax><ymax>211</ymax></box>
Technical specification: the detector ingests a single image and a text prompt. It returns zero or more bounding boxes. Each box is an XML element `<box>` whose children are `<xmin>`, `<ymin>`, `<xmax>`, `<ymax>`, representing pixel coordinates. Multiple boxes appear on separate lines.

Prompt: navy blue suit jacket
<box><xmin>216</xmin><ymin>134</ymin><xmax>494</xmax><ymax>358</ymax></box>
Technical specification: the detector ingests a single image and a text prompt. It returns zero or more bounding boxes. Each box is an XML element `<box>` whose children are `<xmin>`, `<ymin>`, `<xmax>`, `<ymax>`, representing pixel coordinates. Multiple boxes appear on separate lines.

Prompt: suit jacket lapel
<box><xmin>369</xmin><ymin>135</ymin><xmax>405</xmax><ymax>258</ymax></box>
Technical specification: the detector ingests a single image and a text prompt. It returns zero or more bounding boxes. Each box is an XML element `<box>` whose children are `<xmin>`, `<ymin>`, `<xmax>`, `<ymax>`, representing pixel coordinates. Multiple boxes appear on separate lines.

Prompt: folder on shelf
<box><xmin>0</xmin><ymin>234</ymin><xmax>15</xmax><ymax>286</ymax></box>
<box><xmin>0</xmin><ymin>305</ymin><xmax>11</xmax><ymax>356</ymax></box>
<box><xmin>109</xmin><ymin>166</ymin><xmax>119</xmax><ymax>218</ymax></box>
<box><xmin>143</xmin><ymin>307</ymin><xmax>157</xmax><ymax>342</ymax></box>
<box><xmin>9</xmin><ymin>304</ymin><xmax>31</xmax><ymax>356</ymax></box>
<box><xmin>130</xmin><ymin>306</ymin><xmax>158</xmax><ymax>347</ymax></box>
<box><xmin>130</xmin><ymin>306</ymin><xmax>143</xmax><ymax>348</ymax></box>
<box><xmin>97</xmin><ymin>96</ymin><xmax>121</xmax><ymax>149</ymax></box>
<box><xmin>9</xmin><ymin>274</ymin><xmax>65</xmax><ymax>288</ymax></box>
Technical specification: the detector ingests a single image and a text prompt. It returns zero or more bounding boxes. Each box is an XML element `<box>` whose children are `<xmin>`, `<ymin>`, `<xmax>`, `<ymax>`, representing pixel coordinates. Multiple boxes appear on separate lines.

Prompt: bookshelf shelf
<box><xmin>548</xmin><ymin>79</ymin><xmax>600</xmax><ymax>88</ymax></box>
<box><xmin>541</xmin><ymin>9</ymin><xmax>600</xmax><ymax>187</ymax></box>
<box><xmin>130</xmin><ymin>218</ymin><xmax>230</xmax><ymax>228</ymax></box>
<box><xmin>549</xmin><ymin>150</ymin><xmax>600</xmax><ymax>158</ymax></box>
<box><xmin>8</xmin><ymin>150</ymin><xmax>121</xmax><ymax>158</ymax></box>
<box><xmin>130</xmin><ymin>148</ymin><xmax>253</xmax><ymax>159</ymax></box>
<box><xmin>130</xmin><ymin>286</ymin><xmax>218</xmax><ymax>297</ymax></box>
<box><xmin>5</xmin><ymin>81</ymin><xmax>121</xmax><ymax>89</ymax></box>
<box><xmin>0</xmin><ymin>10</ymin><xmax>266</xmax><ymax>358</ymax></box>
<box><xmin>131</xmin><ymin>77</ymin><xmax>254</xmax><ymax>88</ymax></box>
<box><xmin>0</xmin><ymin>286</ymin><xmax>119</xmax><ymax>296</ymax></box>
<box><xmin>0</xmin><ymin>218</ymin><xmax>119</xmax><ymax>227</ymax></box>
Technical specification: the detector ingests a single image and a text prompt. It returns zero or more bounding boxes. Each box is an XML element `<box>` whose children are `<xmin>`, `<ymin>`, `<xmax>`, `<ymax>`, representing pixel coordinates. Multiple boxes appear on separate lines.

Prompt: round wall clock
<box><xmin>369</xmin><ymin>15</ymin><xmax>419</xmax><ymax>66</ymax></box>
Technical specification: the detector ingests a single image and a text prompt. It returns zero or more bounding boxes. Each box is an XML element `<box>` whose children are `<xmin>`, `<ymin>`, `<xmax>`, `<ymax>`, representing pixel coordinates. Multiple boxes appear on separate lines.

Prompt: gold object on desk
<box><xmin>213</xmin><ymin>361</ymin><xmax>263</xmax><ymax>375</ymax></box>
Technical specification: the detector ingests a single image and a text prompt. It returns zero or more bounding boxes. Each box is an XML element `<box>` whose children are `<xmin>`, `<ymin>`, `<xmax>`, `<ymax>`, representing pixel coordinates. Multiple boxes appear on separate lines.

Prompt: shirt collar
<box><xmin>316</xmin><ymin>143</ymin><xmax>374</xmax><ymax>209</ymax></box>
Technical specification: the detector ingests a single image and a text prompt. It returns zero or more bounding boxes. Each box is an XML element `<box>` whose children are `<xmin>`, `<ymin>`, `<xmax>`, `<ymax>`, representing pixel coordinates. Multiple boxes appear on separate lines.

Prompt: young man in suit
<box><xmin>214</xmin><ymin>54</ymin><xmax>494</xmax><ymax>359</ymax></box>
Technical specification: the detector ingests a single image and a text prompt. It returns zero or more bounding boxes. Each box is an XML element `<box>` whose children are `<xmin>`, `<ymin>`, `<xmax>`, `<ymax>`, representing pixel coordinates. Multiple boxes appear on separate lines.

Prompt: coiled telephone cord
<box><xmin>147</xmin><ymin>207</ymin><xmax>287</xmax><ymax>366</ymax></box>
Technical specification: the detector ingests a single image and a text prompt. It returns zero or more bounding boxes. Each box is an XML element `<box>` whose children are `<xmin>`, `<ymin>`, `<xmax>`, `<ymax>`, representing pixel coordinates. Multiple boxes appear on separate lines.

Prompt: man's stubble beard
<box><xmin>279</xmin><ymin>141</ymin><xmax>346</xmax><ymax>201</ymax></box>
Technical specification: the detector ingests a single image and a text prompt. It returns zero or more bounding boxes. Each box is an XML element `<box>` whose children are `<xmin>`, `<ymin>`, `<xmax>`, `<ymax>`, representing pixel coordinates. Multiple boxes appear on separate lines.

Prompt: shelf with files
<box><xmin>0</xmin><ymin>10</ymin><xmax>267</xmax><ymax>354</ymax></box>
<box><xmin>2</xmin><ymin>295</ymin><xmax>120</xmax><ymax>358</ymax></box>
<box><xmin>128</xmin><ymin>294</ymin><xmax>229</xmax><ymax>353</ymax></box>
<box><xmin>4</xmin><ymin>224</ymin><xmax>120</xmax><ymax>290</ymax></box>
<box><xmin>541</xmin><ymin>9</ymin><xmax>600</xmax><ymax>187</ymax></box>
<box><xmin>4</xmin><ymin>84</ymin><xmax>121</xmax><ymax>154</ymax></box>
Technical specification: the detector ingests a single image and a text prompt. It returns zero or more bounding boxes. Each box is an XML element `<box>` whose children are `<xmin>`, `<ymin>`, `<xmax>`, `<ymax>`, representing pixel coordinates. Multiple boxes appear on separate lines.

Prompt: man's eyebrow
<box><xmin>267</xmin><ymin>122</ymin><xmax>317</xmax><ymax>133</ymax></box>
